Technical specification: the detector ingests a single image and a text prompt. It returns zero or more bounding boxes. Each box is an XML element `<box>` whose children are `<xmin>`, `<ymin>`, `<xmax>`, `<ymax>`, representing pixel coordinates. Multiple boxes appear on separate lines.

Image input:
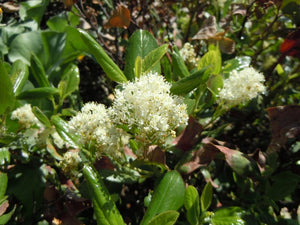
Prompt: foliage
<box><xmin>0</xmin><ymin>0</ymin><xmax>300</xmax><ymax>225</ymax></box>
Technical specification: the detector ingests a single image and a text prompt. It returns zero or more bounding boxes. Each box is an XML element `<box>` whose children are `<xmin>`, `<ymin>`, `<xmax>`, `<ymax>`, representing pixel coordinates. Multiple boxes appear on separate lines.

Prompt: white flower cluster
<box><xmin>59</xmin><ymin>150</ymin><xmax>81</xmax><ymax>175</ymax></box>
<box><xmin>11</xmin><ymin>104</ymin><xmax>65</xmax><ymax>148</ymax></box>
<box><xmin>179</xmin><ymin>43</ymin><xmax>199</xmax><ymax>68</ymax></box>
<box><xmin>218</xmin><ymin>67</ymin><xmax>266</xmax><ymax>107</ymax></box>
<box><xmin>110</xmin><ymin>72</ymin><xmax>188</xmax><ymax>148</ymax></box>
<box><xmin>68</xmin><ymin>102</ymin><xmax>124</xmax><ymax>157</ymax></box>
<box><xmin>11</xmin><ymin>104</ymin><xmax>41</xmax><ymax>128</ymax></box>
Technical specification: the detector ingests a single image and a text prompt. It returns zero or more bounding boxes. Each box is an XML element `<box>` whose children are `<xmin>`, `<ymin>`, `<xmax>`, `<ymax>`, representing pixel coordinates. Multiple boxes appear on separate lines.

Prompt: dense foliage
<box><xmin>0</xmin><ymin>0</ymin><xmax>300</xmax><ymax>225</ymax></box>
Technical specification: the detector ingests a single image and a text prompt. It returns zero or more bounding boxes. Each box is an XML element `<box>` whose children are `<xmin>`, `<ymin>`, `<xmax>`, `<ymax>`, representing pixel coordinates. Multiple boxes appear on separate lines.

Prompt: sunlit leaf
<box><xmin>140</xmin><ymin>171</ymin><xmax>185</xmax><ymax>225</ymax></box>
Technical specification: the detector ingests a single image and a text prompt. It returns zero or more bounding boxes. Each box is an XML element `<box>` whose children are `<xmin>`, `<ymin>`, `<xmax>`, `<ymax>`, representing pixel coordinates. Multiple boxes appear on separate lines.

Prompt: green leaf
<box><xmin>198</xmin><ymin>45</ymin><xmax>222</xmax><ymax>75</ymax></box>
<box><xmin>200</xmin><ymin>182</ymin><xmax>212</xmax><ymax>212</ymax></box>
<box><xmin>51</xmin><ymin>115</ymin><xmax>78</xmax><ymax>148</ymax></box>
<box><xmin>140</xmin><ymin>171</ymin><xmax>185</xmax><ymax>225</ymax></box>
<box><xmin>148</xmin><ymin>210</ymin><xmax>180</xmax><ymax>225</ymax></box>
<box><xmin>142</xmin><ymin>44</ymin><xmax>168</xmax><ymax>74</ymax></box>
<box><xmin>19</xmin><ymin>0</ymin><xmax>49</xmax><ymax>24</ymax></box>
<box><xmin>134</xmin><ymin>56</ymin><xmax>143</xmax><ymax>78</ymax></box>
<box><xmin>211</xmin><ymin>207</ymin><xmax>245</xmax><ymax>225</ymax></box>
<box><xmin>7</xmin><ymin>165</ymin><xmax>45</xmax><ymax>224</ymax></box>
<box><xmin>8</xmin><ymin>31</ymin><xmax>42</xmax><ymax>65</ymax></box>
<box><xmin>266</xmin><ymin>171</ymin><xmax>300</xmax><ymax>201</ymax></box>
<box><xmin>0</xmin><ymin>148</ymin><xmax>10</xmax><ymax>166</ymax></box>
<box><xmin>82</xmin><ymin>164</ymin><xmax>125</xmax><ymax>225</ymax></box>
<box><xmin>32</xmin><ymin>106</ymin><xmax>51</xmax><ymax>128</ymax></box>
<box><xmin>46</xmin><ymin>13</ymin><xmax>69</xmax><ymax>32</ymax></box>
<box><xmin>0</xmin><ymin>172</ymin><xmax>8</xmax><ymax>199</ymax></box>
<box><xmin>184</xmin><ymin>186</ymin><xmax>200</xmax><ymax>225</ymax></box>
<box><xmin>0</xmin><ymin>205</ymin><xmax>16</xmax><ymax>225</ymax></box>
<box><xmin>78</xmin><ymin>29</ymin><xmax>127</xmax><ymax>83</ymax></box>
<box><xmin>58</xmin><ymin>64</ymin><xmax>80</xmax><ymax>100</ymax></box>
<box><xmin>30</xmin><ymin>53</ymin><xmax>50</xmax><ymax>87</ymax></box>
<box><xmin>172</xmin><ymin>46</ymin><xmax>189</xmax><ymax>78</ymax></box>
<box><xmin>124</xmin><ymin>30</ymin><xmax>159</xmax><ymax>81</ymax></box>
<box><xmin>11</xmin><ymin>60</ymin><xmax>29</xmax><ymax>95</ymax></box>
<box><xmin>0</xmin><ymin>60</ymin><xmax>14</xmax><ymax>115</ymax></box>
<box><xmin>170</xmin><ymin>68</ymin><xmax>207</xmax><ymax>95</ymax></box>
<box><xmin>16</xmin><ymin>87</ymin><xmax>59</xmax><ymax>100</ymax></box>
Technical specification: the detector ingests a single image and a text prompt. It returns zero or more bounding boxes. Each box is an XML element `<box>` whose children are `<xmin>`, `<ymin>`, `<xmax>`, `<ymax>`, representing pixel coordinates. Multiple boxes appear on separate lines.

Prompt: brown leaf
<box><xmin>193</xmin><ymin>16</ymin><xmax>235</xmax><ymax>54</ymax></box>
<box><xmin>192</xmin><ymin>16</ymin><xmax>217</xmax><ymax>40</ymax></box>
<box><xmin>249</xmin><ymin>149</ymin><xmax>267</xmax><ymax>172</ymax></box>
<box><xmin>0</xmin><ymin>200</ymin><xmax>9</xmax><ymax>216</ymax></box>
<box><xmin>174</xmin><ymin>116</ymin><xmax>203</xmax><ymax>152</ymax></box>
<box><xmin>145</xmin><ymin>146</ymin><xmax>166</xmax><ymax>165</ymax></box>
<box><xmin>267</xmin><ymin>105</ymin><xmax>300</xmax><ymax>153</ymax></box>
<box><xmin>94</xmin><ymin>156</ymin><xmax>115</xmax><ymax>170</ymax></box>
<box><xmin>104</xmin><ymin>3</ymin><xmax>131</xmax><ymax>29</ymax></box>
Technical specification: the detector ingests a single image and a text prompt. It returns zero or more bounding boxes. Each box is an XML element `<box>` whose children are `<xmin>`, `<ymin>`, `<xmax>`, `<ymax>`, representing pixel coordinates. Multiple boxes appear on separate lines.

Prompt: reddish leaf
<box><xmin>144</xmin><ymin>145</ymin><xmax>166</xmax><ymax>165</ymax></box>
<box><xmin>94</xmin><ymin>156</ymin><xmax>115</xmax><ymax>170</ymax></box>
<box><xmin>104</xmin><ymin>3</ymin><xmax>131</xmax><ymax>29</ymax></box>
<box><xmin>280</xmin><ymin>28</ymin><xmax>300</xmax><ymax>58</ymax></box>
<box><xmin>0</xmin><ymin>200</ymin><xmax>9</xmax><ymax>216</ymax></box>
<box><xmin>267</xmin><ymin>105</ymin><xmax>300</xmax><ymax>153</ymax></box>
<box><xmin>174</xmin><ymin>116</ymin><xmax>203</xmax><ymax>152</ymax></box>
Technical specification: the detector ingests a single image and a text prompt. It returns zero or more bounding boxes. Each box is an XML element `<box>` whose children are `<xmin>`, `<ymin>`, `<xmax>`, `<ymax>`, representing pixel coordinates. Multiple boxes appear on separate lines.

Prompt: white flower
<box><xmin>110</xmin><ymin>72</ymin><xmax>188</xmax><ymax>151</ymax></box>
<box><xmin>218</xmin><ymin>67</ymin><xmax>266</xmax><ymax>107</ymax></box>
<box><xmin>68</xmin><ymin>102</ymin><xmax>125</xmax><ymax>158</ymax></box>
<box><xmin>51</xmin><ymin>132</ymin><xmax>65</xmax><ymax>149</ymax></box>
<box><xmin>60</xmin><ymin>150</ymin><xmax>81</xmax><ymax>175</ymax></box>
<box><xmin>11</xmin><ymin>104</ymin><xmax>41</xmax><ymax>128</ymax></box>
<box><xmin>179</xmin><ymin>43</ymin><xmax>199</xmax><ymax>68</ymax></box>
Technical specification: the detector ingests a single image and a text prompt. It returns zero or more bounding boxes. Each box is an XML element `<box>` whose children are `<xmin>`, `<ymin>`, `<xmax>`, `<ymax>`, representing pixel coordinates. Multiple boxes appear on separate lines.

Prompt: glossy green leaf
<box><xmin>134</xmin><ymin>56</ymin><xmax>142</xmax><ymax>78</ymax></box>
<box><xmin>46</xmin><ymin>138</ymin><xmax>63</xmax><ymax>161</ymax></box>
<box><xmin>172</xmin><ymin>46</ymin><xmax>189</xmax><ymax>78</ymax></box>
<box><xmin>161</xmin><ymin>56</ymin><xmax>172</xmax><ymax>82</ymax></box>
<box><xmin>58</xmin><ymin>64</ymin><xmax>80</xmax><ymax>100</ymax></box>
<box><xmin>16</xmin><ymin>87</ymin><xmax>59</xmax><ymax>100</ymax></box>
<box><xmin>124</xmin><ymin>30</ymin><xmax>159</xmax><ymax>81</ymax></box>
<box><xmin>47</xmin><ymin>14</ymin><xmax>69</xmax><ymax>32</ymax></box>
<box><xmin>0</xmin><ymin>60</ymin><xmax>14</xmax><ymax>115</ymax></box>
<box><xmin>32</xmin><ymin>106</ymin><xmax>51</xmax><ymax>128</ymax></box>
<box><xmin>8</xmin><ymin>31</ymin><xmax>43</xmax><ymax>65</ymax></box>
<box><xmin>78</xmin><ymin>29</ymin><xmax>127</xmax><ymax>83</ymax></box>
<box><xmin>200</xmin><ymin>182</ymin><xmax>212</xmax><ymax>212</ymax></box>
<box><xmin>142</xmin><ymin>44</ymin><xmax>168</xmax><ymax>74</ymax></box>
<box><xmin>82</xmin><ymin>164</ymin><xmax>125</xmax><ymax>225</ymax></box>
<box><xmin>184</xmin><ymin>186</ymin><xmax>200</xmax><ymax>225</ymax></box>
<box><xmin>0</xmin><ymin>148</ymin><xmax>10</xmax><ymax>166</ymax></box>
<box><xmin>30</xmin><ymin>53</ymin><xmax>50</xmax><ymax>87</ymax></box>
<box><xmin>0</xmin><ymin>205</ymin><xmax>16</xmax><ymax>224</ymax></box>
<box><xmin>19</xmin><ymin>0</ymin><xmax>49</xmax><ymax>24</ymax></box>
<box><xmin>170</xmin><ymin>68</ymin><xmax>207</xmax><ymax>95</ymax></box>
<box><xmin>11</xmin><ymin>60</ymin><xmax>29</xmax><ymax>95</ymax></box>
<box><xmin>51</xmin><ymin>115</ymin><xmax>78</xmax><ymax>148</ymax></box>
<box><xmin>198</xmin><ymin>45</ymin><xmax>222</xmax><ymax>75</ymax></box>
<box><xmin>147</xmin><ymin>210</ymin><xmax>180</xmax><ymax>225</ymax></box>
<box><xmin>140</xmin><ymin>171</ymin><xmax>185</xmax><ymax>225</ymax></box>
<box><xmin>0</xmin><ymin>172</ymin><xmax>8</xmax><ymax>199</ymax></box>
<box><xmin>211</xmin><ymin>207</ymin><xmax>245</xmax><ymax>225</ymax></box>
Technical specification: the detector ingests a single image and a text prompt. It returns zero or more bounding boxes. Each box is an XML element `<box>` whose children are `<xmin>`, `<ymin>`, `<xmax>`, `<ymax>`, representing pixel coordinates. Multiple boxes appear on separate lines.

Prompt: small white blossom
<box><xmin>51</xmin><ymin>132</ymin><xmax>65</xmax><ymax>149</ymax></box>
<box><xmin>110</xmin><ymin>72</ymin><xmax>188</xmax><ymax>152</ymax></box>
<box><xmin>68</xmin><ymin>102</ymin><xmax>124</xmax><ymax>158</ymax></box>
<box><xmin>179</xmin><ymin>43</ymin><xmax>199</xmax><ymax>68</ymax></box>
<box><xmin>218</xmin><ymin>67</ymin><xmax>266</xmax><ymax>107</ymax></box>
<box><xmin>60</xmin><ymin>150</ymin><xmax>81</xmax><ymax>175</ymax></box>
<box><xmin>11</xmin><ymin>104</ymin><xmax>41</xmax><ymax>128</ymax></box>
